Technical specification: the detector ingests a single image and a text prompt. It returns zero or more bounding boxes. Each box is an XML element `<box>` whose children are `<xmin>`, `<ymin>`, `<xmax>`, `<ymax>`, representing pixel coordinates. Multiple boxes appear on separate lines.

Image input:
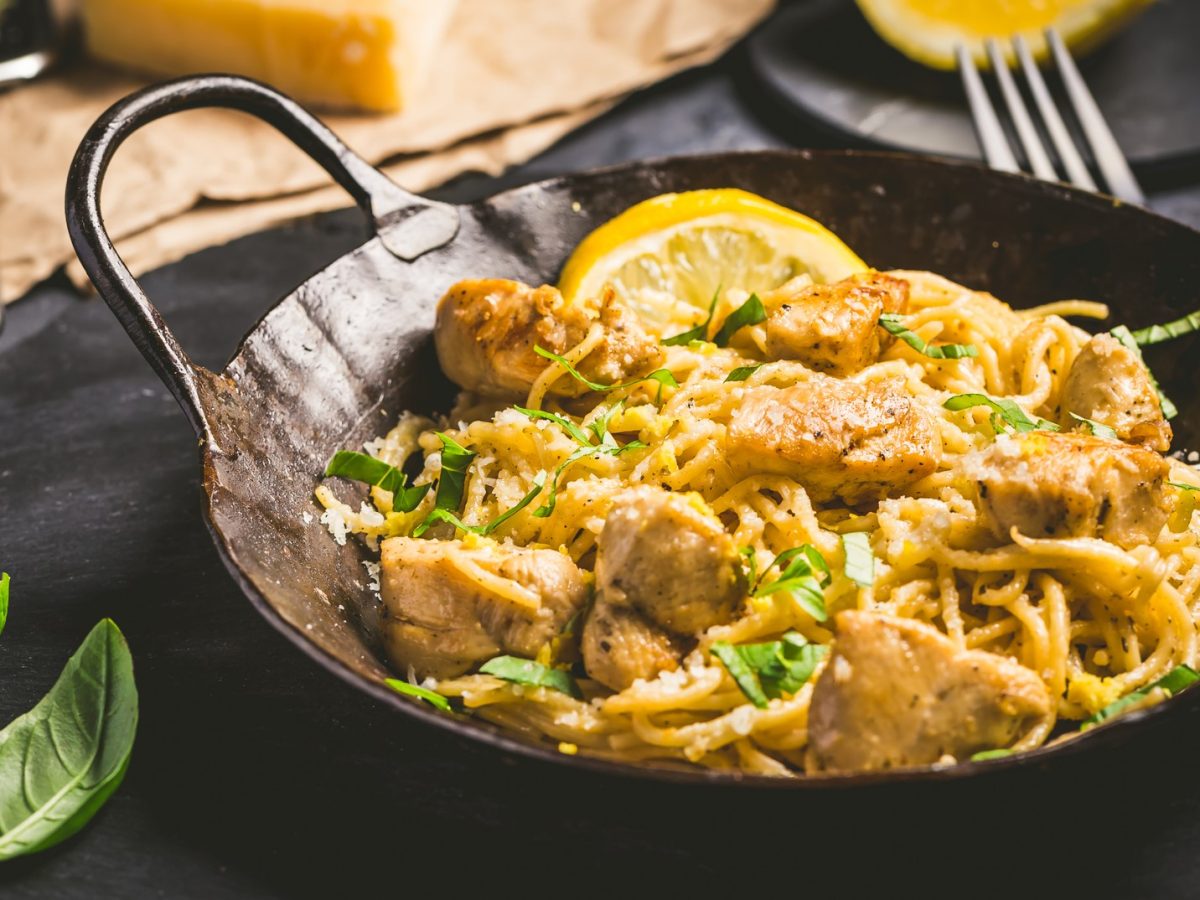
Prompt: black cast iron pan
<box><xmin>65</xmin><ymin>74</ymin><xmax>1200</xmax><ymax>789</ymax></box>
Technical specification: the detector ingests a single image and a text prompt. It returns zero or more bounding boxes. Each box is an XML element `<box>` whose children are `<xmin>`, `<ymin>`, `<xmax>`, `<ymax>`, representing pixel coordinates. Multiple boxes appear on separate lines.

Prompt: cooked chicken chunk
<box><xmin>581</xmin><ymin>597</ymin><xmax>685</xmax><ymax>691</ymax></box>
<box><xmin>379</xmin><ymin>537</ymin><xmax>589</xmax><ymax>679</ymax></box>
<box><xmin>806</xmin><ymin>611</ymin><xmax>1052</xmax><ymax>772</ymax></box>
<box><xmin>964</xmin><ymin>431</ymin><xmax>1169</xmax><ymax>549</ymax></box>
<box><xmin>762</xmin><ymin>272</ymin><xmax>909</xmax><ymax>374</ymax></box>
<box><xmin>434</xmin><ymin>279</ymin><xmax>663</xmax><ymax>400</ymax></box>
<box><xmin>595</xmin><ymin>487</ymin><xmax>744</xmax><ymax>634</ymax></box>
<box><xmin>1058</xmin><ymin>333</ymin><xmax>1172</xmax><ymax>451</ymax></box>
<box><xmin>727</xmin><ymin>377</ymin><xmax>941</xmax><ymax>504</ymax></box>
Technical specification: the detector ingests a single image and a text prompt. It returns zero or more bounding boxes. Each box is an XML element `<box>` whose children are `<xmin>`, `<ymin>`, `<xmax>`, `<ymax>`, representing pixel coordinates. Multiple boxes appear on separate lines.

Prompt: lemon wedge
<box><xmin>558</xmin><ymin>188</ymin><xmax>867</xmax><ymax>335</ymax></box>
<box><xmin>855</xmin><ymin>0</ymin><xmax>1152</xmax><ymax>70</ymax></box>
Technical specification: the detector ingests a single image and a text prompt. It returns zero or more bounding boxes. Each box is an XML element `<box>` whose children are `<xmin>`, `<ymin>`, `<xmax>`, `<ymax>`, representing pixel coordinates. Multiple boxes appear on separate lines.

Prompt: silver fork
<box><xmin>957</xmin><ymin>28</ymin><xmax>1145</xmax><ymax>205</ymax></box>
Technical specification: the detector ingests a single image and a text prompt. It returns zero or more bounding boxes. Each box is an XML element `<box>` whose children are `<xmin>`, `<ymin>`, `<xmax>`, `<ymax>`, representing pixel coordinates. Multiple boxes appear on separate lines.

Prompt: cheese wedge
<box><xmin>80</xmin><ymin>0</ymin><xmax>458</xmax><ymax>112</ymax></box>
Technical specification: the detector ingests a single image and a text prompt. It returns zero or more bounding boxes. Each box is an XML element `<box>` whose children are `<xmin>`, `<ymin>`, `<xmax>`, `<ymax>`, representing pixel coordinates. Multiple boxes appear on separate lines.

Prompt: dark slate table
<box><xmin>3</xmin><ymin>23</ymin><xmax>1200</xmax><ymax>899</ymax></box>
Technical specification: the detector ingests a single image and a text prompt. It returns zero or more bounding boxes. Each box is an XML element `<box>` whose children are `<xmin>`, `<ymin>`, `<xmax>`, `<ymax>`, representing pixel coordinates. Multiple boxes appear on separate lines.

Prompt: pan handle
<box><xmin>65</xmin><ymin>74</ymin><xmax>460</xmax><ymax>438</ymax></box>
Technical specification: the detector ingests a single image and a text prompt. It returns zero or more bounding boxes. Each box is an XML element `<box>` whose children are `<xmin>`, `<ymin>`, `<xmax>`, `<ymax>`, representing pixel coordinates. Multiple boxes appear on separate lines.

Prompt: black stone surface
<box><xmin>3</xmin><ymin>19</ymin><xmax>1200</xmax><ymax>898</ymax></box>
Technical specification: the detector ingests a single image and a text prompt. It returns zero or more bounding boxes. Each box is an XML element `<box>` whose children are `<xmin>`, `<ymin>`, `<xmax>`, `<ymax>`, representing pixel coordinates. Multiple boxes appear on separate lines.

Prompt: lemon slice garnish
<box><xmin>855</xmin><ymin>0</ymin><xmax>1152</xmax><ymax>70</ymax></box>
<box><xmin>558</xmin><ymin>188</ymin><xmax>867</xmax><ymax>335</ymax></box>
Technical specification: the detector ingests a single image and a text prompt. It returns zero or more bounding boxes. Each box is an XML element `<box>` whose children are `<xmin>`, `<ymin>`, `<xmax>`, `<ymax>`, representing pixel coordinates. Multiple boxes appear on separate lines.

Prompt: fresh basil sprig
<box><xmin>1082</xmin><ymin>664</ymin><xmax>1200</xmax><ymax>730</ymax></box>
<box><xmin>725</xmin><ymin>364</ymin><xmax>764</xmax><ymax>383</ymax></box>
<box><xmin>385</xmin><ymin>678</ymin><xmax>452</xmax><ymax>712</ymax></box>
<box><xmin>713</xmin><ymin>294</ymin><xmax>767</xmax><ymax>347</ymax></box>
<box><xmin>1111</xmin><ymin>326</ymin><xmax>1178</xmax><ymax>420</ymax></box>
<box><xmin>0</xmin><ymin>618</ymin><xmax>138</xmax><ymax>860</ymax></box>
<box><xmin>840</xmin><ymin>532</ymin><xmax>875</xmax><ymax>589</ymax></box>
<box><xmin>663</xmin><ymin>285</ymin><xmax>721</xmax><ymax>346</ymax></box>
<box><xmin>1129</xmin><ymin>309</ymin><xmax>1200</xmax><ymax>345</ymax></box>
<box><xmin>943</xmin><ymin>393</ymin><xmax>1060</xmax><ymax>434</ymax></box>
<box><xmin>970</xmin><ymin>748</ymin><xmax>1014</xmax><ymax>762</ymax></box>
<box><xmin>479</xmin><ymin>655</ymin><xmax>582</xmax><ymax>698</ymax></box>
<box><xmin>750</xmin><ymin>545</ymin><xmax>831</xmax><ymax>622</ymax></box>
<box><xmin>878</xmin><ymin>314</ymin><xmax>979</xmax><ymax>359</ymax></box>
<box><xmin>711</xmin><ymin>632</ymin><xmax>828</xmax><ymax>709</ymax></box>
<box><xmin>533</xmin><ymin>345</ymin><xmax>678</xmax><ymax>400</ymax></box>
<box><xmin>0</xmin><ymin>572</ymin><xmax>8</xmax><ymax>639</ymax></box>
<box><xmin>324</xmin><ymin>450</ymin><xmax>432</xmax><ymax>512</ymax></box>
<box><xmin>1068</xmin><ymin>412</ymin><xmax>1118</xmax><ymax>439</ymax></box>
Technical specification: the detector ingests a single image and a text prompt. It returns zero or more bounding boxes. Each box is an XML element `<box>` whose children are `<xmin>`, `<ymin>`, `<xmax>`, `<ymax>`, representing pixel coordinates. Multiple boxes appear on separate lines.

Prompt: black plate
<box><xmin>65</xmin><ymin>74</ymin><xmax>1200</xmax><ymax>788</ymax></box>
<box><xmin>749</xmin><ymin>0</ymin><xmax>1200</xmax><ymax>175</ymax></box>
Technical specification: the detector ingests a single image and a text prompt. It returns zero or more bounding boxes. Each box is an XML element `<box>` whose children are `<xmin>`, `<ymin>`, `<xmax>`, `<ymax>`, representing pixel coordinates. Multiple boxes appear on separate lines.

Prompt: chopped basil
<box><xmin>0</xmin><ymin>572</ymin><xmax>7</xmax><ymax>639</ymax></box>
<box><xmin>384</xmin><ymin>678</ymin><xmax>451</xmax><ymax>712</ymax></box>
<box><xmin>725</xmin><ymin>364</ymin><xmax>764</xmax><ymax>383</ymax></box>
<box><xmin>414</xmin><ymin>473</ymin><xmax>546</xmax><ymax>537</ymax></box>
<box><xmin>1068</xmin><ymin>412</ymin><xmax>1118</xmax><ymax>439</ymax></box>
<box><xmin>943</xmin><ymin>393</ymin><xmax>1060</xmax><ymax>434</ymax></box>
<box><xmin>432</xmin><ymin>432</ymin><xmax>476</xmax><ymax>514</ymax></box>
<box><xmin>323</xmin><ymin>450</ymin><xmax>432</xmax><ymax>512</ymax></box>
<box><xmin>712</xmin><ymin>632</ymin><xmax>828</xmax><ymax>710</ymax></box>
<box><xmin>1171</xmin><ymin>483</ymin><xmax>1200</xmax><ymax>492</ymax></box>
<box><xmin>841</xmin><ymin>532</ymin><xmax>875</xmax><ymax>589</ymax></box>
<box><xmin>479</xmin><ymin>655</ymin><xmax>582</xmax><ymax>698</ymax></box>
<box><xmin>878</xmin><ymin>314</ymin><xmax>979</xmax><ymax>359</ymax></box>
<box><xmin>534</xmin><ymin>446</ymin><xmax>595</xmax><ymax>518</ymax></box>
<box><xmin>1168</xmin><ymin>483</ymin><xmax>1198</xmax><ymax>534</ymax></box>
<box><xmin>662</xmin><ymin>285</ymin><xmax>721</xmax><ymax>346</ymax></box>
<box><xmin>738</xmin><ymin>546</ymin><xmax>758</xmax><ymax>590</ymax></box>
<box><xmin>514</xmin><ymin>406</ymin><xmax>594</xmax><ymax>448</ymax></box>
<box><xmin>752</xmin><ymin>545</ymin><xmax>831</xmax><ymax>622</ymax></box>
<box><xmin>1082</xmin><ymin>664</ymin><xmax>1200</xmax><ymax>730</ymax></box>
<box><xmin>1111</xmin><ymin>326</ymin><xmax>1178</xmax><ymax>420</ymax></box>
<box><xmin>713</xmin><ymin>294</ymin><xmax>767</xmax><ymax>347</ymax></box>
<box><xmin>1130</xmin><ymin>309</ymin><xmax>1200</xmax><ymax>345</ymax></box>
<box><xmin>533</xmin><ymin>345</ymin><xmax>678</xmax><ymax>399</ymax></box>
<box><xmin>970</xmin><ymin>748</ymin><xmax>1013</xmax><ymax>762</ymax></box>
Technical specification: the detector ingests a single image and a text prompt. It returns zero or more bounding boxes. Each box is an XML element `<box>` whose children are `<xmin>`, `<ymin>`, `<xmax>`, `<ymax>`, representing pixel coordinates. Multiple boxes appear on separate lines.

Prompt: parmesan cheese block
<box><xmin>80</xmin><ymin>0</ymin><xmax>457</xmax><ymax>112</ymax></box>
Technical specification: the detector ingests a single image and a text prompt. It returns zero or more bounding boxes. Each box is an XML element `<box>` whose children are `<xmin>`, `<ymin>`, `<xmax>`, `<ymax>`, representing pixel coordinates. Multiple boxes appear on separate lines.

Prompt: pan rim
<box><xmin>201</xmin><ymin>147</ymin><xmax>1200</xmax><ymax>789</ymax></box>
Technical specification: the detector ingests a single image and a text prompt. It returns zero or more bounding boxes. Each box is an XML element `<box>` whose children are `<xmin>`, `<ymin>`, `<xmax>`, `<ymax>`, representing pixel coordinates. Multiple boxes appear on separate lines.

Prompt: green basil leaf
<box><xmin>479</xmin><ymin>656</ymin><xmax>582</xmax><ymax>698</ymax></box>
<box><xmin>384</xmin><ymin>678</ymin><xmax>451</xmax><ymax>712</ymax></box>
<box><xmin>1068</xmin><ymin>412</ymin><xmax>1118</xmax><ymax>439</ymax></box>
<box><xmin>712</xmin><ymin>632</ymin><xmax>827</xmax><ymax>710</ymax></box>
<box><xmin>0</xmin><ymin>572</ymin><xmax>8</xmax><ymax>639</ymax></box>
<box><xmin>1111</xmin><ymin>326</ymin><xmax>1178</xmax><ymax>420</ymax></box>
<box><xmin>0</xmin><ymin>619</ymin><xmax>138</xmax><ymax>860</ymax></box>
<box><xmin>754</xmin><ymin>577</ymin><xmax>828</xmax><ymax>622</ymax></box>
<box><xmin>1129</xmin><ymin>309</ymin><xmax>1200</xmax><ymax>345</ymax></box>
<box><xmin>432</xmin><ymin>432</ymin><xmax>476</xmax><ymax>514</ymax></box>
<box><xmin>713</xmin><ymin>294</ymin><xmax>767</xmax><ymax>347</ymax></box>
<box><xmin>711</xmin><ymin>641</ymin><xmax>770</xmax><ymax>709</ymax></box>
<box><xmin>1082</xmin><ymin>664</ymin><xmax>1200</xmax><ymax>730</ymax></box>
<box><xmin>533</xmin><ymin>345</ymin><xmax>678</xmax><ymax>397</ymax></box>
<box><xmin>1169</xmin><ymin>482</ymin><xmax>1200</xmax><ymax>492</ymax></box>
<box><xmin>738</xmin><ymin>547</ymin><xmax>758</xmax><ymax>589</ymax></box>
<box><xmin>751</xmin><ymin>545</ymin><xmax>831</xmax><ymax>622</ymax></box>
<box><xmin>878</xmin><ymin>314</ymin><xmax>979</xmax><ymax>359</ymax></box>
<box><xmin>943</xmin><ymin>393</ymin><xmax>1060</xmax><ymax>434</ymax></box>
<box><xmin>970</xmin><ymin>749</ymin><xmax>1013</xmax><ymax>762</ymax></box>
<box><xmin>534</xmin><ymin>447</ymin><xmax>596</xmax><ymax>518</ymax></box>
<box><xmin>323</xmin><ymin>450</ymin><xmax>432</xmax><ymax>512</ymax></box>
<box><xmin>841</xmin><ymin>532</ymin><xmax>875</xmax><ymax>588</ymax></box>
<box><xmin>415</xmin><ymin>473</ymin><xmax>546</xmax><ymax>537</ymax></box>
<box><xmin>725</xmin><ymin>365</ymin><xmax>764</xmax><ymax>383</ymax></box>
<box><xmin>663</xmin><ymin>285</ymin><xmax>722</xmax><ymax>346</ymax></box>
<box><xmin>514</xmin><ymin>406</ymin><xmax>594</xmax><ymax>448</ymax></box>
<box><xmin>762</xmin><ymin>545</ymin><xmax>831</xmax><ymax>588</ymax></box>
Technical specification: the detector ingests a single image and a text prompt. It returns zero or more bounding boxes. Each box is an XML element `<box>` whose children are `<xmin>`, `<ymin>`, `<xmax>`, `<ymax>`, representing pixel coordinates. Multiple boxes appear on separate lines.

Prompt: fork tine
<box><xmin>1047</xmin><ymin>28</ymin><xmax>1144</xmax><ymax>204</ymax></box>
<box><xmin>957</xmin><ymin>45</ymin><xmax>1020</xmax><ymax>174</ymax></box>
<box><xmin>984</xmin><ymin>39</ymin><xmax>1057</xmax><ymax>181</ymax></box>
<box><xmin>1013</xmin><ymin>36</ymin><xmax>1097</xmax><ymax>192</ymax></box>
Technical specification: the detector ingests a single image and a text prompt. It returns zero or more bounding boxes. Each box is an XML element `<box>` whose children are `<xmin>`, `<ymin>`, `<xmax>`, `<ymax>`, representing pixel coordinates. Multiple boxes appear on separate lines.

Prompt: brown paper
<box><xmin>1</xmin><ymin>0</ymin><xmax>774</xmax><ymax>302</ymax></box>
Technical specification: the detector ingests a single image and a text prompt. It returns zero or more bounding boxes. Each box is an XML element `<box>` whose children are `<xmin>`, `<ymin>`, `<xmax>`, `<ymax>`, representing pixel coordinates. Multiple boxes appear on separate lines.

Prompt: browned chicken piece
<box><xmin>379</xmin><ymin>537</ymin><xmax>589</xmax><ymax>679</ymax></box>
<box><xmin>964</xmin><ymin>431</ymin><xmax>1170</xmax><ymax>549</ymax></box>
<box><xmin>595</xmin><ymin>487</ymin><xmax>744</xmax><ymax>634</ymax></box>
<box><xmin>727</xmin><ymin>376</ymin><xmax>941</xmax><ymax>504</ymax></box>
<box><xmin>761</xmin><ymin>271</ymin><xmax>910</xmax><ymax>375</ymax></box>
<box><xmin>434</xmin><ymin>278</ymin><xmax>664</xmax><ymax>400</ymax></box>
<box><xmin>581</xmin><ymin>598</ymin><xmax>686</xmax><ymax>691</ymax></box>
<box><xmin>1058</xmin><ymin>333</ymin><xmax>1172</xmax><ymax>451</ymax></box>
<box><xmin>806</xmin><ymin>611</ymin><xmax>1052</xmax><ymax>772</ymax></box>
